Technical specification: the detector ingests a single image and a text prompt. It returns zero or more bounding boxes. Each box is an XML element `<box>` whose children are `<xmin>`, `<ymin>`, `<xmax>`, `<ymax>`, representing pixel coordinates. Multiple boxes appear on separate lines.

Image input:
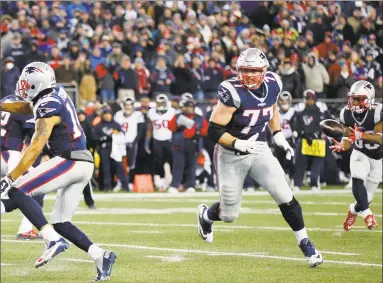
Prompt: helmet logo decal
<box><xmin>24</xmin><ymin>66</ymin><xmax>44</xmax><ymax>74</ymax></box>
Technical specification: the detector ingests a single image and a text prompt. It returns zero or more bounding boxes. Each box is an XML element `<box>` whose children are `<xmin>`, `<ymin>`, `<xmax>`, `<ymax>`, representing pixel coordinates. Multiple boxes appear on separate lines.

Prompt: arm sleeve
<box><xmin>218</xmin><ymin>81</ymin><xmax>241</xmax><ymax>108</ymax></box>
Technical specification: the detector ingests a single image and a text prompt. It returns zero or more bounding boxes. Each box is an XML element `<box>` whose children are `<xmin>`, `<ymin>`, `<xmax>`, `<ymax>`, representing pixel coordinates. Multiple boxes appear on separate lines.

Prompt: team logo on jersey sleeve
<box><xmin>38</xmin><ymin>108</ymin><xmax>56</xmax><ymax>117</ymax></box>
<box><xmin>218</xmin><ymin>88</ymin><xmax>230</xmax><ymax>103</ymax></box>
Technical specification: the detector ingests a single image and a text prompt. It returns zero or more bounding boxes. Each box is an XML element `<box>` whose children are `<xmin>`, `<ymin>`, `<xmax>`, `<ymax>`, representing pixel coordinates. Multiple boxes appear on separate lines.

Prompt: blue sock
<box><xmin>53</xmin><ymin>222</ymin><xmax>93</xmax><ymax>252</ymax></box>
<box><xmin>207</xmin><ymin>202</ymin><xmax>221</xmax><ymax>221</ymax></box>
<box><xmin>8</xmin><ymin>187</ymin><xmax>48</xmax><ymax>230</ymax></box>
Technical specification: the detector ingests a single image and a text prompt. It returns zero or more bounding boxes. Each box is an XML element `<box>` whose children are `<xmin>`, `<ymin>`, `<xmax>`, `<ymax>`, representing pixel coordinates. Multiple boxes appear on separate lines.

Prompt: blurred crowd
<box><xmin>1</xmin><ymin>1</ymin><xmax>382</xmax><ymax>192</ymax></box>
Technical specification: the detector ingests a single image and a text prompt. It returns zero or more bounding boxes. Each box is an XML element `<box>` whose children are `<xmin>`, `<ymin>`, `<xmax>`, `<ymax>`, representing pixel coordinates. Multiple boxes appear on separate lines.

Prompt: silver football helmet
<box><xmin>156</xmin><ymin>94</ymin><xmax>169</xmax><ymax>112</ymax></box>
<box><xmin>236</xmin><ymin>48</ymin><xmax>269</xmax><ymax>89</ymax></box>
<box><xmin>347</xmin><ymin>80</ymin><xmax>375</xmax><ymax>113</ymax></box>
<box><xmin>17</xmin><ymin>62</ymin><xmax>56</xmax><ymax>102</ymax></box>
<box><xmin>278</xmin><ymin>91</ymin><xmax>292</xmax><ymax>111</ymax></box>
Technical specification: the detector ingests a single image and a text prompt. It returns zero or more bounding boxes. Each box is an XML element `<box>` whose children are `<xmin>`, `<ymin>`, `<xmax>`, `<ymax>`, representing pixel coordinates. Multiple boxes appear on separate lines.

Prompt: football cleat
<box><xmin>185</xmin><ymin>187</ymin><xmax>196</xmax><ymax>193</ymax></box>
<box><xmin>343</xmin><ymin>207</ymin><xmax>358</xmax><ymax>231</ymax></box>
<box><xmin>167</xmin><ymin>187</ymin><xmax>179</xmax><ymax>193</ymax></box>
<box><xmin>299</xmin><ymin>238</ymin><xmax>323</xmax><ymax>268</ymax></box>
<box><xmin>35</xmin><ymin>238</ymin><xmax>69</xmax><ymax>268</ymax></box>
<box><xmin>364</xmin><ymin>214</ymin><xmax>378</xmax><ymax>230</ymax></box>
<box><xmin>197</xmin><ymin>204</ymin><xmax>213</xmax><ymax>243</ymax></box>
<box><xmin>16</xmin><ymin>230</ymin><xmax>43</xmax><ymax>241</ymax></box>
<box><xmin>94</xmin><ymin>250</ymin><xmax>117</xmax><ymax>281</ymax></box>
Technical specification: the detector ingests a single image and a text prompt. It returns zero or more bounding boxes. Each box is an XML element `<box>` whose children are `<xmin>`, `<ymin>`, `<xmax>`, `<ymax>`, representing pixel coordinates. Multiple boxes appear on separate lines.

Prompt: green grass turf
<box><xmin>1</xmin><ymin>186</ymin><xmax>382</xmax><ymax>283</ymax></box>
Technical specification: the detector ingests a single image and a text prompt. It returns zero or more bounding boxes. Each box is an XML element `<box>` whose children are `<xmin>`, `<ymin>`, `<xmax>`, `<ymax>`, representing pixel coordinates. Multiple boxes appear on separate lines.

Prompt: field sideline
<box><xmin>1</xmin><ymin>187</ymin><xmax>382</xmax><ymax>283</ymax></box>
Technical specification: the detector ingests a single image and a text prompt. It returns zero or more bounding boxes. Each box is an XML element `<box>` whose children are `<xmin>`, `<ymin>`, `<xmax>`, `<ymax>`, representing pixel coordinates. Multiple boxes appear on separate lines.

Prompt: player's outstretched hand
<box><xmin>348</xmin><ymin>123</ymin><xmax>364</xmax><ymax>142</ymax></box>
<box><xmin>0</xmin><ymin>176</ymin><xmax>14</xmax><ymax>198</ymax></box>
<box><xmin>329</xmin><ymin>138</ymin><xmax>345</xmax><ymax>153</ymax></box>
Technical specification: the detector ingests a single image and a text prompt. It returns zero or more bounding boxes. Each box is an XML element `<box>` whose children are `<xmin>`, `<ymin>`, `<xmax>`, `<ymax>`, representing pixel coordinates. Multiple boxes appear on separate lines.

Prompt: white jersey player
<box><xmin>0</xmin><ymin>62</ymin><xmax>116</xmax><ymax>281</ymax></box>
<box><xmin>330</xmin><ymin>80</ymin><xmax>382</xmax><ymax>231</ymax></box>
<box><xmin>114</xmin><ymin>98</ymin><xmax>145</xmax><ymax>186</ymax></box>
<box><xmin>146</xmin><ymin>94</ymin><xmax>175</xmax><ymax>190</ymax></box>
<box><xmin>196</xmin><ymin>48</ymin><xmax>323</xmax><ymax>267</ymax></box>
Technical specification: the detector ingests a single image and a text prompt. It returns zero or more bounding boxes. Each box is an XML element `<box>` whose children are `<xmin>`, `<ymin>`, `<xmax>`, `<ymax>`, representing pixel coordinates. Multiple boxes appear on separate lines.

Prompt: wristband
<box><xmin>232</xmin><ymin>139</ymin><xmax>238</xmax><ymax>148</ymax></box>
<box><xmin>272</xmin><ymin>130</ymin><xmax>282</xmax><ymax>136</ymax></box>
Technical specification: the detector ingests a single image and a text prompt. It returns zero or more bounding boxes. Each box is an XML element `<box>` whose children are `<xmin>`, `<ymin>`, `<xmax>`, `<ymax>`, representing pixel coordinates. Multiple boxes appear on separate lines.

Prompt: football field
<box><xmin>1</xmin><ymin>188</ymin><xmax>382</xmax><ymax>283</ymax></box>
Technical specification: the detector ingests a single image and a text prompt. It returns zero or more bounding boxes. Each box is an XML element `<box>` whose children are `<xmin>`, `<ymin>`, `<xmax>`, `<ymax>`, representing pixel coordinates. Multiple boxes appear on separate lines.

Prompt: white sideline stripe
<box><xmin>319</xmin><ymin>251</ymin><xmax>359</xmax><ymax>256</ymax></box>
<box><xmin>2</xmin><ymin>219</ymin><xmax>382</xmax><ymax>234</ymax></box>
<box><xmin>60</xmin><ymin>258</ymin><xmax>94</xmax><ymax>263</ymax></box>
<box><xmin>1</xmin><ymin>263</ymin><xmax>16</xmax><ymax>266</ymax></box>
<box><xmin>42</xmin><ymin>189</ymin><xmax>382</xmax><ymax>200</ymax></box>
<box><xmin>76</xmin><ymin>198</ymin><xmax>382</xmax><ymax>206</ymax></box>
<box><xmin>1</xmin><ymin>240</ymin><xmax>379</xmax><ymax>267</ymax></box>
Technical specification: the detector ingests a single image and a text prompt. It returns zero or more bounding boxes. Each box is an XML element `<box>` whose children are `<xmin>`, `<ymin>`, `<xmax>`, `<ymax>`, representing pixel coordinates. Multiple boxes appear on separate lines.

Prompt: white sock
<box><xmin>349</xmin><ymin>203</ymin><xmax>357</xmax><ymax>215</ymax></box>
<box><xmin>361</xmin><ymin>208</ymin><xmax>373</xmax><ymax>219</ymax></box>
<box><xmin>88</xmin><ymin>244</ymin><xmax>104</xmax><ymax>261</ymax></box>
<box><xmin>294</xmin><ymin>227</ymin><xmax>308</xmax><ymax>244</ymax></box>
<box><xmin>17</xmin><ymin>216</ymin><xmax>34</xmax><ymax>234</ymax></box>
<box><xmin>1</xmin><ymin>201</ymin><xmax>5</xmax><ymax>215</ymax></box>
<box><xmin>203</xmin><ymin>210</ymin><xmax>214</xmax><ymax>224</ymax></box>
<box><xmin>39</xmin><ymin>225</ymin><xmax>61</xmax><ymax>243</ymax></box>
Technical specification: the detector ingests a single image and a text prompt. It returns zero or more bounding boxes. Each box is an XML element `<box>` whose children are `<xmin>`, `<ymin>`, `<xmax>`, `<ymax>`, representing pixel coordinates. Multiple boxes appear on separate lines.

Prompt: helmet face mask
<box><xmin>156</xmin><ymin>94</ymin><xmax>169</xmax><ymax>113</ymax></box>
<box><xmin>236</xmin><ymin>48</ymin><xmax>269</xmax><ymax>90</ymax></box>
<box><xmin>278</xmin><ymin>91</ymin><xmax>292</xmax><ymax>111</ymax></box>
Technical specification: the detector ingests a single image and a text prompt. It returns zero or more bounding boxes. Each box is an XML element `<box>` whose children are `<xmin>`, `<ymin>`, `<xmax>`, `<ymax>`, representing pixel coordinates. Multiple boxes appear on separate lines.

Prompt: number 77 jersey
<box><xmin>217</xmin><ymin>72</ymin><xmax>282</xmax><ymax>141</ymax></box>
<box><xmin>32</xmin><ymin>85</ymin><xmax>87</xmax><ymax>156</ymax></box>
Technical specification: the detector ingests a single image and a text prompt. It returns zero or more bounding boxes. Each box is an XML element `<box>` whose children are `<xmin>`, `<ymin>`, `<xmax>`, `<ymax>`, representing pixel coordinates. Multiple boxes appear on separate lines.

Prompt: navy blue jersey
<box><xmin>218</xmin><ymin>72</ymin><xmax>282</xmax><ymax>141</ymax></box>
<box><xmin>1</xmin><ymin>96</ymin><xmax>34</xmax><ymax>151</ymax></box>
<box><xmin>32</xmin><ymin>85</ymin><xmax>87</xmax><ymax>156</ymax></box>
<box><xmin>340</xmin><ymin>103</ymin><xmax>382</xmax><ymax>160</ymax></box>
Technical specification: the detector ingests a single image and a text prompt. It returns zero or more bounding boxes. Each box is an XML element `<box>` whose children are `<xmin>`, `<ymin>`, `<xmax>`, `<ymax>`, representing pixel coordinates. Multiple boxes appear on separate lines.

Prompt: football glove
<box><xmin>233</xmin><ymin>138</ymin><xmax>262</xmax><ymax>154</ymax></box>
<box><xmin>274</xmin><ymin>131</ymin><xmax>294</xmax><ymax>160</ymax></box>
<box><xmin>0</xmin><ymin>175</ymin><xmax>14</xmax><ymax>198</ymax></box>
<box><xmin>329</xmin><ymin>138</ymin><xmax>346</xmax><ymax>153</ymax></box>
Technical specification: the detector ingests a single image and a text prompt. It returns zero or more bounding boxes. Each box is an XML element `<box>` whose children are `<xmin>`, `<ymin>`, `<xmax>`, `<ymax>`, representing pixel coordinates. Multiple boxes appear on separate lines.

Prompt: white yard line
<box><xmin>2</xmin><ymin>219</ymin><xmax>382</xmax><ymax>233</ymax></box>
<box><xmin>1</xmin><ymin>263</ymin><xmax>16</xmax><ymax>266</ymax></box>
<box><xmin>131</xmin><ymin>230</ymin><xmax>162</xmax><ymax>234</ymax></box>
<box><xmin>41</xmin><ymin>190</ymin><xmax>382</xmax><ymax>200</ymax></box>
<box><xmin>2</xmin><ymin>240</ymin><xmax>378</xmax><ymax>267</ymax></box>
<box><xmin>59</xmin><ymin>258</ymin><xmax>94</xmax><ymax>263</ymax></box>
<box><xmin>319</xmin><ymin>251</ymin><xmax>359</xmax><ymax>256</ymax></box>
<box><xmin>146</xmin><ymin>255</ymin><xmax>185</xmax><ymax>262</ymax></box>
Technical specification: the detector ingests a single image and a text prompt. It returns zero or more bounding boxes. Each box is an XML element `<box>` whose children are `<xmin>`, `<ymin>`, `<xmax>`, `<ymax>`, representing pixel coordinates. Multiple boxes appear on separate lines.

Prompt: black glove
<box><xmin>303</xmin><ymin>134</ymin><xmax>313</xmax><ymax>145</ymax></box>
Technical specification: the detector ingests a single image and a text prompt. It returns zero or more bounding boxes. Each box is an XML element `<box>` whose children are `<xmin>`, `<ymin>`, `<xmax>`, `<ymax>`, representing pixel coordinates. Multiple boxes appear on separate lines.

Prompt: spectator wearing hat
<box><xmin>278</xmin><ymin>58</ymin><xmax>302</xmax><ymax>99</ymax></box>
<box><xmin>202</xmin><ymin>58</ymin><xmax>224</xmax><ymax>100</ymax></box>
<box><xmin>306</xmin><ymin>13</ymin><xmax>325</xmax><ymax>46</ymax></box>
<box><xmin>25</xmin><ymin>41</ymin><xmax>45</xmax><ymax>65</ymax></box>
<box><xmin>134</xmin><ymin>57</ymin><xmax>151</xmax><ymax>97</ymax></box>
<box><xmin>106</xmin><ymin>42</ymin><xmax>124</xmax><ymax>69</ymax></box>
<box><xmin>296</xmin><ymin>36</ymin><xmax>310</xmax><ymax>61</ymax></box>
<box><xmin>55</xmin><ymin>55</ymin><xmax>78</xmax><ymax>86</ymax></box>
<box><xmin>171</xmin><ymin>54</ymin><xmax>194</xmax><ymax>96</ymax></box>
<box><xmin>361</xmin><ymin>34</ymin><xmax>381</xmax><ymax>59</ymax></box>
<box><xmin>292</xmin><ymin>90</ymin><xmax>326</xmax><ymax>192</ymax></box>
<box><xmin>302</xmin><ymin>53</ymin><xmax>330</xmax><ymax>98</ymax></box>
<box><xmin>167</xmin><ymin>99</ymin><xmax>208</xmax><ymax>193</ymax></box>
<box><xmin>114</xmin><ymin>56</ymin><xmax>138</xmax><ymax>101</ymax></box>
<box><xmin>3</xmin><ymin>32</ymin><xmax>26</xmax><ymax>69</ymax></box>
<box><xmin>347</xmin><ymin>7</ymin><xmax>363</xmax><ymax>35</ymax></box>
<box><xmin>364</xmin><ymin>50</ymin><xmax>382</xmax><ymax>83</ymax></box>
<box><xmin>150</xmin><ymin>56</ymin><xmax>175</xmax><ymax>97</ymax></box>
<box><xmin>317</xmin><ymin>32</ymin><xmax>340</xmax><ymax>60</ymax></box>
<box><xmin>1</xmin><ymin>57</ymin><xmax>20</xmax><ymax>99</ymax></box>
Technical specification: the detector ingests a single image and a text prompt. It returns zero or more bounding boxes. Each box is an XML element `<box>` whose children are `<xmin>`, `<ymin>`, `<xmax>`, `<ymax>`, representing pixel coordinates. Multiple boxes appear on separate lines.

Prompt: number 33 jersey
<box><xmin>32</xmin><ymin>85</ymin><xmax>87</xmax><ymax>156</ymax></box>
<box><xmin>340</xmin><ymin>103</ymin><xmax>382</xmax><ymax>160</ymax></box>
<box><xmin>218</xmin><ymin>71</ymin><xmax>282</xmax><ymax>141</ymax></box>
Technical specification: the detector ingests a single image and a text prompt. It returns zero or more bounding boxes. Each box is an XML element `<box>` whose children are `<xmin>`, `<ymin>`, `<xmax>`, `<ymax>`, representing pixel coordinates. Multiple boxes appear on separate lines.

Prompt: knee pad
<box><xmin>220</xmin><ymin>213</ymin><xmax>239</xmax><ymax>223</ymax></box>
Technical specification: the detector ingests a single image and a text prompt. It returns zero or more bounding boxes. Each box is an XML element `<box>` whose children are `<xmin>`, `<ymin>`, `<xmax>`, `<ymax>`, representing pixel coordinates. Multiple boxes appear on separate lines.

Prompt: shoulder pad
<box><xmin>265</xmin><ymin>71</ymin><xmax>283</xmax><ymax>93</ymax></box>
<box><xmin>339</xmin><ymin>106</ymin><xmax>347</xmax><ymax>124</ymax></box>
<box><xmin>218</xmin><ymin>80</ymin><xmax>241</xmax><ymax>108</ymax></box>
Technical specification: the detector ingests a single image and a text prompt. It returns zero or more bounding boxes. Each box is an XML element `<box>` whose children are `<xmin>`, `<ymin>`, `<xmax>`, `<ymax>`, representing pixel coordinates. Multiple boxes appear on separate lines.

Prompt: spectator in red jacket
<box><xmin>317</xmin><ymin>32</ymin><xmax>340</xmax><ymax>60</ymax></box>
<box><xmin>134</xmin><ymin>57</ymin><xmax>151</xmax><ymax>97</ymax></box>
<box><xmin>224</xmin><ymin>56</ymin><xmax>238</xmax><ymax>79</ymax></box>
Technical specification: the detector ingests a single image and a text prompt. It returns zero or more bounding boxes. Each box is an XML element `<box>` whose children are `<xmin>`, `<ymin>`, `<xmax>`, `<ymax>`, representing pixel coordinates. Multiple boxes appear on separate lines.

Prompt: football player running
<box><xmin>0</xmin><ymin>62</ymin><xmax>116</xmax><ymax>281</ymax></box>
<box><xmin>197</xmin><ymin>48</ymin><xmax>323</xmax><ymax>267</ymax></box>
<box><xmin>330</xmin><ymin>80</ymin><xmax>382</xmax><ymax>231</ymax></box>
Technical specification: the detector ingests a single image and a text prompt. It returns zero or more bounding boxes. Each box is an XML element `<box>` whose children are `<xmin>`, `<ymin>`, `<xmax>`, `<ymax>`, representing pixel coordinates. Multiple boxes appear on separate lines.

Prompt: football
<box><xmin>319</xmin><ymin>119</ymin><xmax>344</xmax><ymax>138</ymax></box>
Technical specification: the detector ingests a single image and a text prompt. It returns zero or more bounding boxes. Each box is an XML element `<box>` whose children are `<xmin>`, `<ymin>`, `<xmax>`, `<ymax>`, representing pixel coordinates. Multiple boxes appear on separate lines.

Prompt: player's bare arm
<box><xmin>268</xmin><ymin>103</ymin><xmax>282</xmax><ymax>132</ymax></box>
<box><xmin>352</xmin><ymin>121</ymin><xmax>383</xmax><ymax>144</ymax></box>
<box><xmin>0</xmin><ymin>101</ymin><xmax>33</xmax><ymax>114</ymax></box>
<box><xmin>208</xmin><ymin>100</ymin><xmax>237</xmax><ymax>148</ymax></box>
<box><xmin>8</xmin><ymin>116</ymin><xmax>60</xmax><ymax>180</ymax></box>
